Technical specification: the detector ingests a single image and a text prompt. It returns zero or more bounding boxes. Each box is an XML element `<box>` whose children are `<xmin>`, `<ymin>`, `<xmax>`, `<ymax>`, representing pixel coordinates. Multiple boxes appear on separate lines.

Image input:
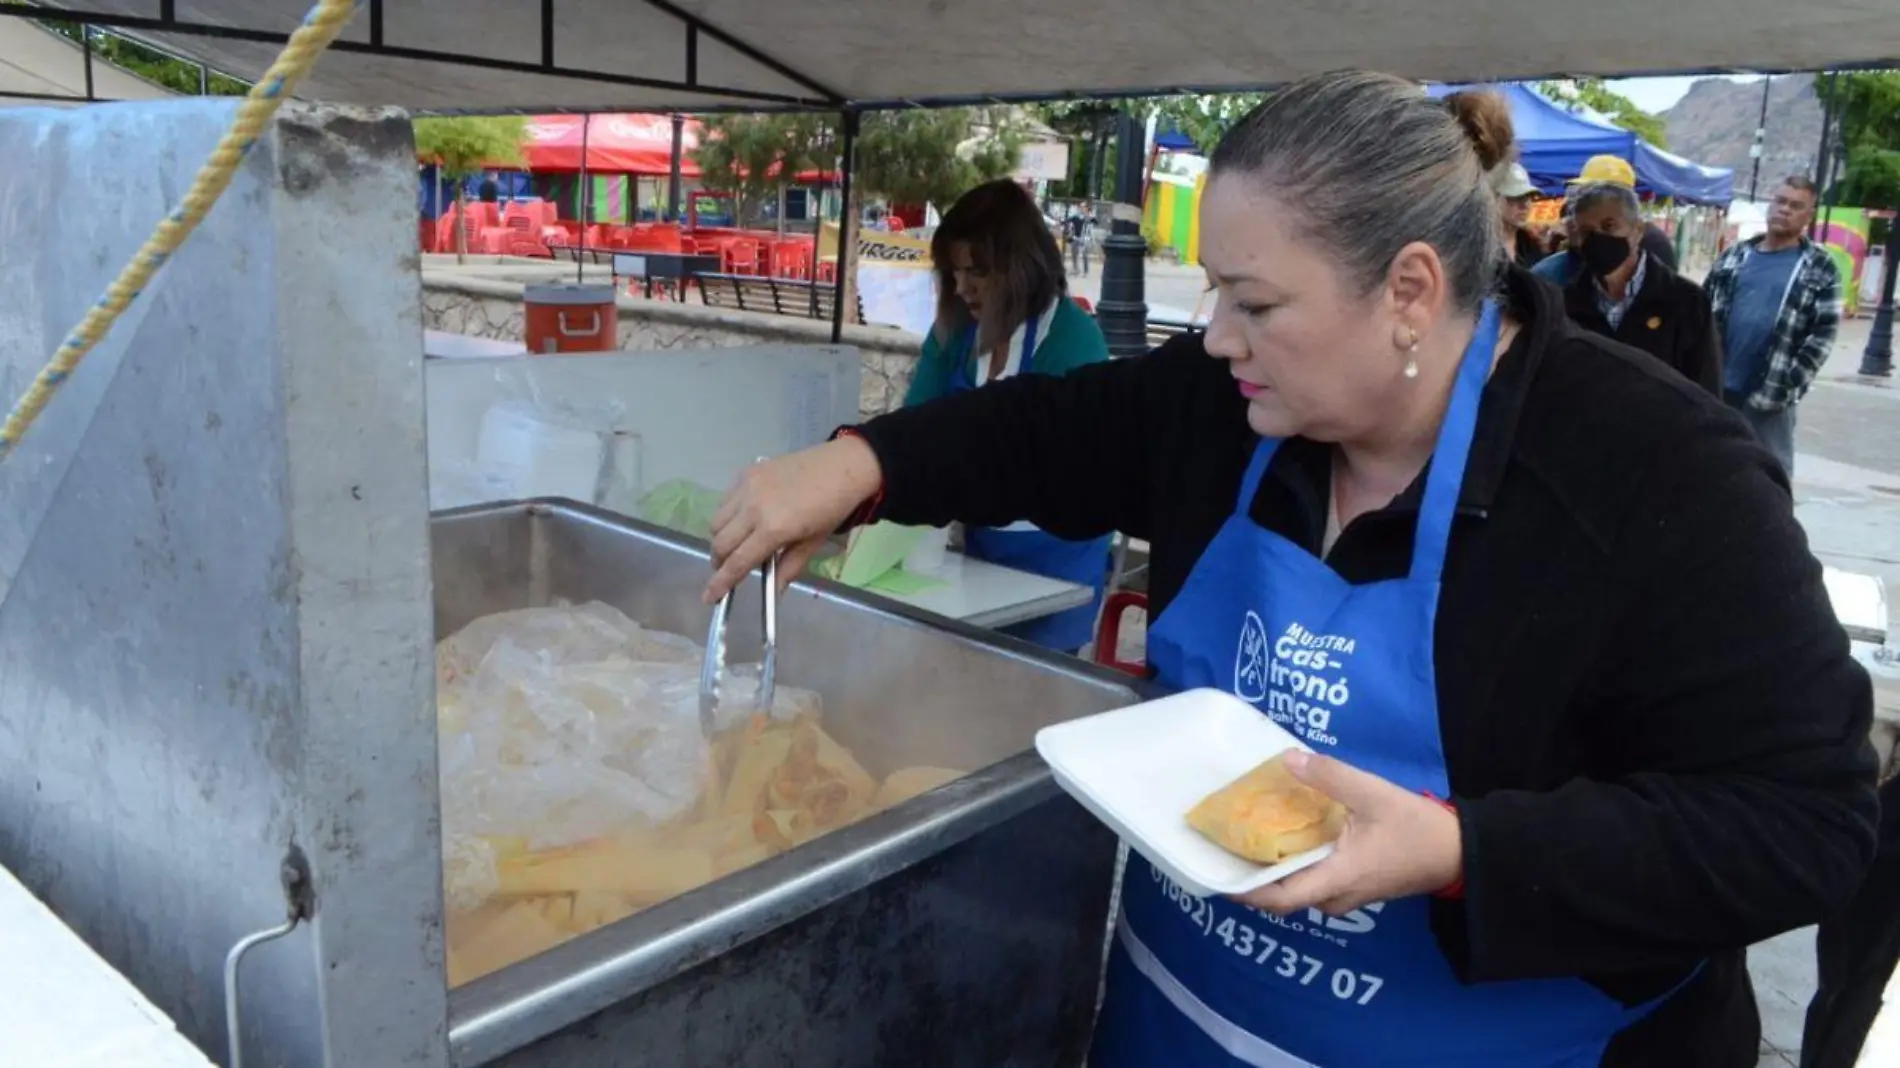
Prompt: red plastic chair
<box><xmin>1093</xmin><ymin>590</ymin><xmax>1148</xmax><ymax>677</ymax></box>
<box><xmin>508</xmin><ymin>237</ymin><xmax>551</xmax><ymax>258</ymax></box>
<box><xmin>723</xmin><ymin>240</ymin><xmax>762</xmax><ymax>275</ymax></box>
<box><xmin>437</xmin><ymin>212</ymin><xmax>485</xmax><ymax>254</ymax></box>
<box><xmin>474</xmin><ymin>226</ymin><xmax>512</xmax><ymax>255</ymax></box>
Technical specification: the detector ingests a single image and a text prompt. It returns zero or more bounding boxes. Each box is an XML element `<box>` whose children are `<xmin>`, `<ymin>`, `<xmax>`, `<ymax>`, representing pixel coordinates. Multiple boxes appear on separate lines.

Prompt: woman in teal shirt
<box><xmin>906</xmin><ymin>179</ymin><xmax>1112</xmax><ymax>653</ymax></box>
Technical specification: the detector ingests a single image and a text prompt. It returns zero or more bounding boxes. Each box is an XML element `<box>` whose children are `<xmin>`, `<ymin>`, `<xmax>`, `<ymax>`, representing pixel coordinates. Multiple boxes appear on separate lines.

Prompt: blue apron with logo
<box><xmin>952</xmin><ymin>314</ymin><xmax>1110</xmax><ymax>652</ymax></box>
<box><xmin>1090</xmin><ymin>302</ymin><xmax>1686</xmax><ymax>1067</ymax></box>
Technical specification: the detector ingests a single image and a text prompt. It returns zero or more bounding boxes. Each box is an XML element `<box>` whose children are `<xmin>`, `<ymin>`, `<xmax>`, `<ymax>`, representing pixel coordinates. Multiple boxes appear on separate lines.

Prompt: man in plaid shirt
<box><xmin>1704</xmin><ymin>176</ymin><xmax>1843</xmax><ymax>476</ymax></box>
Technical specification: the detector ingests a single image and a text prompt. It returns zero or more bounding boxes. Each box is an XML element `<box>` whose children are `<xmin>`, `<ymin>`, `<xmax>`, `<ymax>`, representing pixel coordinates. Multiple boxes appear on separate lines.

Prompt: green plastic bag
<box><xmin>813</xmin><ymin>522</ymin><xmax>946</xmax><ymax>594</ymax></box>
<box><xmin>637</xmin><ymin>479</ymin><xmax>725</xmax><ymax>540</ymax></box>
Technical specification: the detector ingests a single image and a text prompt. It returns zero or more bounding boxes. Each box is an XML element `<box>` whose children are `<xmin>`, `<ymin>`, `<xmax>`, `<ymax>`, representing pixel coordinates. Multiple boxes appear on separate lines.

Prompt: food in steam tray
<box><xmin>1186</xmin><ymin>752</ymin><xmax>1346</xmax><ymax>865</ymax></box>
<box><xmin>435</xmin><ymin>601</ymin><xmax>966</xmax><ymax>988</ymax></box>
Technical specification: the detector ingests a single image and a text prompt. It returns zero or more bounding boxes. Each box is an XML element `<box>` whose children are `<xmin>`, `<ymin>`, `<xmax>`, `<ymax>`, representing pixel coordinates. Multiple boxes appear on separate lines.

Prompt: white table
<box><xmin>1824</xmin><ymin>566</ymin><xmax>1889</xmax><ymax>645</ymax></box>
<box><xmin>424</xmin><ymin>329</ymin><xmax>529</xmax><ymax>359</ymax></box>
<box><xmin>0</xmin><ymin>863</ymin><xmax>216</xmax><ymax>1068</ymax></box>
<box><xmin>879</xmin><ymin>551</ymin><xmax>1093</xmax><ymax>630</ymax></box>
<box><xmin>1861</xmin><ymin>962</ymin><xmax>1900</xmax><ymax>1065</ymax></box>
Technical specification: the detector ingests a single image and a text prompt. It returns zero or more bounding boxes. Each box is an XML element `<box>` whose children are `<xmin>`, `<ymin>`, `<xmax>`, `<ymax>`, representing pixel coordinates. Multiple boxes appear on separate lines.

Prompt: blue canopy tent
<box><xmin>1425</xmin><ymin>82</ymin><xmax>1633</xmax><ymax>194</ymax></box>
<box><xmin>1426</xmin><ymin>83</ymin><xmax>1734</xmax><ymax>206</ymax></box>
<box><xmin>1633</xmin><ymin>141</ymin><xmax>1734</xmax><ymax>206</ymax></box>
<box><xmin>1154</xmin><ymin>124</ymin><xmax>1198</xmax><ymax>152</ymax></box>
<box><xmin>417</xmin><ymin>166</ymin><xmax>533</xmax><ymax>219</ymax></box>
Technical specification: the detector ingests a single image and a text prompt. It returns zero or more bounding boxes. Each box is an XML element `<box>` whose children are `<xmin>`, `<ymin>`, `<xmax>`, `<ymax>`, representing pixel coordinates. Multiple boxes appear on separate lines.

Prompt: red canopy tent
<box><xmin>523</xmin><ymin>113</ymin><xmax>704</xmax><ymax>175</ymax></box>
<box><xmin>523</xmin><ymin>113</ymin><xmax>841</xmax><ymax>183</ymax></box>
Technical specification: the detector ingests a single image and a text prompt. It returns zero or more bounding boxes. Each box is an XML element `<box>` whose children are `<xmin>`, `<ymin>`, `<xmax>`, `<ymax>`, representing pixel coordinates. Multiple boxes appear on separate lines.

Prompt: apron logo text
<box><xmin>1238</xmin><ymin>621</ymin><xmax>1357</xmax><ymax>747</ymax></box>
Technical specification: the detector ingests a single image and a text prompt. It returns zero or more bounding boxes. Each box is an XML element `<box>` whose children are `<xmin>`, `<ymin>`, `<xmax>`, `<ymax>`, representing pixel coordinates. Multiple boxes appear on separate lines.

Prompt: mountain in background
<box><xmin>1661</xmin><ymin>74</ymin><xmax>1825</xmax><ymax>194</ymax></box>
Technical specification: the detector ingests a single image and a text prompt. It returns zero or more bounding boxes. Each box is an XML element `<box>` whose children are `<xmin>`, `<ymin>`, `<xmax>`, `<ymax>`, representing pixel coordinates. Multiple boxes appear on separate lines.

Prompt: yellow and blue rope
<box><xmin>0</xmin><ymin>0</ymin><xmax>362</xmax><ymax>463</ymax></box>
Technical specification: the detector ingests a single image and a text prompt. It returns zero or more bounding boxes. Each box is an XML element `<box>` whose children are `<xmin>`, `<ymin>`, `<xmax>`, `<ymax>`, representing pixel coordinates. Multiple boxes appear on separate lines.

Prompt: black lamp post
<box><xmin>1096</xmin><ymin>109</ymin><xmax>1150</xmax><ymax>358</ymax></box>
<box><xmin>1748</xmin><ymin>75</ymin><xmax>1772</xmax><ymax>202</ymax></box>
<box><xmin>667</xmin><ymin>114</ymin><xmax>685</xmax><ymax>223</ymax></box>
<box><xmin>1860</xmin><ymin>219</ymin><xmax>1897</xmax><ymax>377</ymax></box>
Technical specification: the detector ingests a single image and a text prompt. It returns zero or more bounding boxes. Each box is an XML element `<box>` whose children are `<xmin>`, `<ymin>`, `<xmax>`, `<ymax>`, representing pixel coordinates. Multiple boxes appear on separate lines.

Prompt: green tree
<box><xmin>413</xmin><ymin>116</ymin><xmax>527</xmax><ymax>263</ymax></box>
<box><xmin>692</xmin><ymin>113</ymin><xmax>833</xmax><ymax>230</ymax></box>
<box><xmin>1820</xmin><ymin>71</ymin><xmax>1900</xmax><ymax>209</ymax></box>
<box><xmin>853</xmin><ymin>107</ymin><xmax>1025</xmax><ymax>208</ymax></box>
<box><xmin>696</xmin><ymin>108</ymin><xmax>1023</xmax><ymax>219</ymax></box>
<box><xmin>1538</xmin><ymin>78</ymin><xmax>1668</xmax><ymax>148</ymax></box>
<box><xmin>1032</xmin><ymin>93</ymin><xmax>1265</xmax><ymax>199</ymax></box>
<box><xmin>1154</xmin><ymin>94</ymin><xmax>1267</xmax><ymax>154</ymax></box>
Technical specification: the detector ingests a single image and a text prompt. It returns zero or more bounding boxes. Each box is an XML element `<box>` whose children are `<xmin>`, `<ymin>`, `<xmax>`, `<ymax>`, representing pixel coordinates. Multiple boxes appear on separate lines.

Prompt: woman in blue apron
<box><xmin>904</xmin><ymin>179</ymin><xmax>1113</xmax><ymax>653</ymax></box>
<box><xmin>703</xmin><ymin>73</ymin><xmax>1877</xmax><ymax>1067</ymax></box>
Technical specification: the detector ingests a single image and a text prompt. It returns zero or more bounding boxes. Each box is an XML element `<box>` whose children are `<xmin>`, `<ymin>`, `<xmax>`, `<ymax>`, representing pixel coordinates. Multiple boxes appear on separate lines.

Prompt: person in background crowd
<box><xmin>1064</xmin><ymin>204</ymin><xmax>1094</xmax><ymax>276</ymax></box>
<box><xmin>1703</xmin><ymin>175</ymin><xmax>1841</xmax><ymax>476</ymax></box>
<box><xmin>1545</xmin><ymin>228</ymin><xmax>1567</xmax><ymax>257</ymax></box>
<box><xmin>1493</xmin><ymin>162</ymin><xmax>1544</xmax><ymax>269</ymax></box>
<box><xmin>704</xmin><ymin>72</ymin><xmax>1876</xmax><ymax>1068</ymax></box>
<box><xmin>1560</xmin><ymin>182</ymin><xmax>1721</xmax><ymax>394</ymax></box>
<box><xmin>1533</xmin><ymin>156</ymin><xmax>1678</xmax><ymax>284</ymax></box>
<box><xmin>903</xmin><ymin>179</ymin><xmax>1111</xmax><ymax>654</ymax></box>
<box><xmin>478</xmin><ymin>175</ymin><xmax>499</xmax><ymax>204</ymax></box>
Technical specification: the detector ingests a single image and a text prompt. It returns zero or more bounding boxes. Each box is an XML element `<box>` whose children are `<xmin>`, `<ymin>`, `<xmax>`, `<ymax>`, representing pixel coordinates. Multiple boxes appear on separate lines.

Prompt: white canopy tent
<box><xmin>0</xmin><ymin>17</ymin><xmax>176</xmax><ymax>106</ymax></box>
<box><xmin>3</xmin><ymin>0</ymin><xmax>1898</xmax><ymax>111</ymax></box>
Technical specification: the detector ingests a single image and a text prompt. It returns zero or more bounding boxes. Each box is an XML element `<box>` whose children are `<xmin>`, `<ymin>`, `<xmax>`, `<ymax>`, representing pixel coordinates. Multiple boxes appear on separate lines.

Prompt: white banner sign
<box><xmin>1016</xmin><ymin>141</ymin><xmax>1072</xmax><ymax>183</ymax></box>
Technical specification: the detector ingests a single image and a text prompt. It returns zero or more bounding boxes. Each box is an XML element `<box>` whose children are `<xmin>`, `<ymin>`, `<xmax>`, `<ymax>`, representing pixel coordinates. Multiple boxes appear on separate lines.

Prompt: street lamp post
<box><xmin>1860</xmin><ymin>220</ymin><xmax>1898</xmax><ymax>377</ymax></box>
<box><xmin>1095</xmin><ymin>109</ymin><xmax>1149</xmax><ymax>359</ymax></box>
<box><xmin>1748</xmin><ymin>75</ymin><xmax>1772</xmax><ymax>202</ymax></box>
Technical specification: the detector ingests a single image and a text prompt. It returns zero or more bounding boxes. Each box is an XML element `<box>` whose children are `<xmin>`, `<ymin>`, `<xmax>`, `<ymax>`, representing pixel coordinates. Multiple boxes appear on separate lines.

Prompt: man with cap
<box><xmin>1493</xmin><ymin>162</ymin><xmax>1545</xmax><ymax>269</ymax></box>
<box><xmin>1532</xmin><ymin>155</ymin><xmax>1678</xmax><ymax>284</ymax></box>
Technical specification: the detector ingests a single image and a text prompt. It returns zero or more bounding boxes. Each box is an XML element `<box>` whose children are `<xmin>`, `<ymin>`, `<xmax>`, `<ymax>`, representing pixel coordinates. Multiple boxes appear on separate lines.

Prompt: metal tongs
<box><xmin>699</xmin><ymin>550</ymin><xmax>780</xmax><ymax>738</ymax></box>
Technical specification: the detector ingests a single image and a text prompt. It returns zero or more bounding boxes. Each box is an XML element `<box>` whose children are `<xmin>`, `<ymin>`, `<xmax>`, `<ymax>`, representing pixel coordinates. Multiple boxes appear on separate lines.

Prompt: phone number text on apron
<box><xmin>1152</xmin><ymin>865</ymin><xmax>1386</xmax><ymax>1006</ymax></box>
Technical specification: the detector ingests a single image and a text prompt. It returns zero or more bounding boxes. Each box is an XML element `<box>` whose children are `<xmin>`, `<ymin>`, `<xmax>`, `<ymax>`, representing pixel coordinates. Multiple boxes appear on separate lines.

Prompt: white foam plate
<box><xmin>1035</xmin><ymin>688</ymin><xmax>1335</xmax><ymax>898</ymax></box>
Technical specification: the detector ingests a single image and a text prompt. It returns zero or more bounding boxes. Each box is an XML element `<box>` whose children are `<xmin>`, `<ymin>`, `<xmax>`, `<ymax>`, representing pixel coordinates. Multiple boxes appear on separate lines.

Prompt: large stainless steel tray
<box><xmin>434</xmin><ymin>500</ymin><xmax>1146</xmax><ymax>1067</ymax></box>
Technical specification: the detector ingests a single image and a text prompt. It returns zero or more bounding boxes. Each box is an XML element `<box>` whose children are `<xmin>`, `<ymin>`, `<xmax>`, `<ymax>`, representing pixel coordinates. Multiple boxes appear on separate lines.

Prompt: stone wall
<box><xmin>420</xmin><ymin>272</ymin><xmax>921</xmax><ymax>418</ymax></box>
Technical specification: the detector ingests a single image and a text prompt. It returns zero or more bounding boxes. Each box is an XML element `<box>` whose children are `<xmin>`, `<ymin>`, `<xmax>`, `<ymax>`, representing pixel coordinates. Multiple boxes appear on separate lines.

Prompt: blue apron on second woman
<box><xmin>1090</xmin><ymin>302</ymin><xmax>1690</xmax><ymax>1067</ymax></box>
<box><xmin>950</xmin><ymin>308</ymin><xmax>1110</xmax><ymax>653</ymax></box>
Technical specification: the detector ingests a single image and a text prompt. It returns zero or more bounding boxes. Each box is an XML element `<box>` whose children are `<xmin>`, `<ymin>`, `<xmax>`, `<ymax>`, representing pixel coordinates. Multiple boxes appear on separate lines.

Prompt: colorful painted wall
<box><xmin>531</xmin><ymin>173</ymin><xmax>635</xmax><ymax>223</ymax></box>
<box><xmin>1143</xmin><ymin>173</ymin><xmax>1203</xmax><ymax>265</ymax></box>
<box><xmin>1815</xmin><ymin>208</ymin><xmax>1870</xmax><ymax>315</ymax></box>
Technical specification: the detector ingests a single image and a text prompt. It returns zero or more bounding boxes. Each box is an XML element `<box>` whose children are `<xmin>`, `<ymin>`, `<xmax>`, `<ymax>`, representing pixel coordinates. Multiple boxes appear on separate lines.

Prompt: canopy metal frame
<box><xmin>0</xmin><ymin>0</ymin><xmax>848</xmax><ymax>109</ymax></box>
<box><xmin>13</xmin><ymin>1</ymin><xmax>1895</xmax><ymax>114</ymax></box>
<box><xmin>0</xmin><ymin>13</ymin><xmax>242</xmax><ymax>104</ymax></box>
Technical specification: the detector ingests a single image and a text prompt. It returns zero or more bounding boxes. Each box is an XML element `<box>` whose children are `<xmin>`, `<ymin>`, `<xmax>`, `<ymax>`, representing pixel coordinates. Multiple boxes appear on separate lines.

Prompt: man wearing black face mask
<box><xmin>1561</xmin><ymin>182</ymin><xmax>1722</xmax><ymax>395</ymax></box>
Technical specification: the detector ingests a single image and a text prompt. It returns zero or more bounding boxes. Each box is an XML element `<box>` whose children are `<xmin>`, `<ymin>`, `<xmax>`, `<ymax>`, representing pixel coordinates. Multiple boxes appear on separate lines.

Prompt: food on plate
<box><xmin>1186</xmin><ymin>752</ymin><xmax>1347</xmax><ymax>864</ymax></box>
<box><xmin>435</xmin><ymin>602</ymin><xmax>969</xmax><ymax>988</ymax></box>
